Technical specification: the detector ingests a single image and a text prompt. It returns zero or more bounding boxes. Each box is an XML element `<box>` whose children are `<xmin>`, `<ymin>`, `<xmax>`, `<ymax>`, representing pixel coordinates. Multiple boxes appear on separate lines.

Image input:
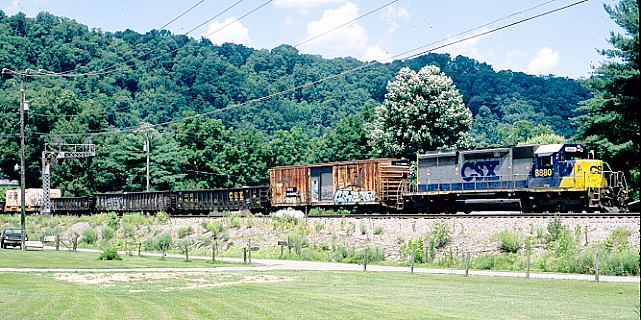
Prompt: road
<box><xmin>0</xmin><ymin>246</ymin><xmax>638</xmax><ymax>283</ymax></box>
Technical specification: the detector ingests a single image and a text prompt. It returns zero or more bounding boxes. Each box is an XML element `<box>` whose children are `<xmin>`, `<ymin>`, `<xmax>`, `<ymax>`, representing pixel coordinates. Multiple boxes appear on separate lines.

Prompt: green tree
<box><xmin>574</xmin><ymin>0</ymin><xmax>639</xmax><ymax>198</ymax></box>
<box><xmin>497</xmin><ymin>120</ymin><xmax>556</xmax><ymax>146</ymax></box>
<box><xmin>366</xmin><ymin>65</ymin><xmax>472</xmax><ymax>158</ymax></box>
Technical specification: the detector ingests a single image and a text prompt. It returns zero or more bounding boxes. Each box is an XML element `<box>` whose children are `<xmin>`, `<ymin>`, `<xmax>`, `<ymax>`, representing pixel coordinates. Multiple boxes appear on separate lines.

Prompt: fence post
<box><xmin>137</xmin><ymin>242</ymin><xmax>141</xmax><ymax>256</ymax></box>
<box><xmin>595</xmin><ymin>251</ymin><xmax>601</xmax><ymax>282</ymax></box>
<box><xmin>465</xmin><ymin>252</ymin><xmax>470</xmax><ymax>277</ymax></box>
<box><xmin>411</xmin><ymin>250</ymin><xmax>415</xmax><ymax>273</ymax></box>
<box><xmin>363</xmin><ymin>247</ymin><xmax>368</xmax><ymax>272</ymax></box>
<box><xmin>212</xmin><ymin>240</ymin><xmax>217</xmax><ymax>262</ymax></box>
<box><xmin>526</xmin><ymin>249</ymin><xmax>531</xmax><ymax>279</ymax></box>
<box><xmin>55</xmin><ymin>235</ymin><xmax>60</xmax><ymax>251</ymax></box>
<box><xmin>248</xmin><ymin>240</ymin><xmax>252</xmax><ymax>264</ymax></box>
<box><xmin>72</xmin><ymin>235</ymin><xmax>78</xmax><ymax>252</ymax></box>
<box><xmin>243</xmin><ymin>247</ymin><xmax>247</xmax><ymax>263</ymax></box>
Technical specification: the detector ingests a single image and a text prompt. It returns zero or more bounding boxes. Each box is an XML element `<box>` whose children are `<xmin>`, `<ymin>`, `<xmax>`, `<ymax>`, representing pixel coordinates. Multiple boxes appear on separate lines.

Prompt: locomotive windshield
<box><xmin>560</xmin><ymin>145</ymin><xmax>587</xmax><ymax>161</ymax></box>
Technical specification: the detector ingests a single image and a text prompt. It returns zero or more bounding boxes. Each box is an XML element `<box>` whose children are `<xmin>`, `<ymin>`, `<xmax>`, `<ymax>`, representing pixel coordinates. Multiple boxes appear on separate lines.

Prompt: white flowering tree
<box><xmin>366</xmin><ymin>65</ymin><xmax>473</xmax><ymax>158</ymax></box>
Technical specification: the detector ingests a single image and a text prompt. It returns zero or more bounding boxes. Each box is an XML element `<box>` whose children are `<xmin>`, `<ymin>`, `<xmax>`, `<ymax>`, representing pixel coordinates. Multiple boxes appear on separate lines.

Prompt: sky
<box><xmin>1</xmin><ymin>0</ymin><xmax>626</xmax><ymax>79</ymax></box>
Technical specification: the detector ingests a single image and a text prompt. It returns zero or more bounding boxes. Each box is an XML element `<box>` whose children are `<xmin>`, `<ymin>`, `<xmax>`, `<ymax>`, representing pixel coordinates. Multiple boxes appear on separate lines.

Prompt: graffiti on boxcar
<box><xmin>102</xmin><ymin>197</ymin><xmax>125</xmax><ymax>210</ymax></box>
<box><xmin>333</xmin><ymin>190</ymin><xmax>376</xmax><ymax>205</ymax></box>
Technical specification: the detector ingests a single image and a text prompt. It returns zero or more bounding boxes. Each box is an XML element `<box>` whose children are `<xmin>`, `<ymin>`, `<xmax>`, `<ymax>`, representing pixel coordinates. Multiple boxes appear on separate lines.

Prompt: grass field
<box><xmin>0</xmin><ymin>249</ymin><xmax>241</xmax><ymax>269</ymax></box>
<box><xmin>1</xmin><ymin>251</ymin><xmax>639</xmax><ymax>319</ymax></box>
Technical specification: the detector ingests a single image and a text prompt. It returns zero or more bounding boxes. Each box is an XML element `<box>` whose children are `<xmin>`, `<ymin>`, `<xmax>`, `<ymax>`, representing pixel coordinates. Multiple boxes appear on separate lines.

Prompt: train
<box><xmin>0</xmin><ymin>143</ymin><xmax>631</xmax><ymax>215</ymax></box>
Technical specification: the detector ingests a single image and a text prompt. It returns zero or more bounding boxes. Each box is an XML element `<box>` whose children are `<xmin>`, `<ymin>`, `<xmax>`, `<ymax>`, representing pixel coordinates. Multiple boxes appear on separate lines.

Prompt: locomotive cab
<box><xmin>528</xmin><ymin>144</ymin><xmax>628</xmax><ymax>212</ymax></box>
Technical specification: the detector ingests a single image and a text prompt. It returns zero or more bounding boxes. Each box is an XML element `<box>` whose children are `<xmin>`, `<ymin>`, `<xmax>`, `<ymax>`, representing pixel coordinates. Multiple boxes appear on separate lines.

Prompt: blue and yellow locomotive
<box><xmin>406</xmin><ymin>143</ymin><xmax>628</xmax><ymax>213</ymax></box>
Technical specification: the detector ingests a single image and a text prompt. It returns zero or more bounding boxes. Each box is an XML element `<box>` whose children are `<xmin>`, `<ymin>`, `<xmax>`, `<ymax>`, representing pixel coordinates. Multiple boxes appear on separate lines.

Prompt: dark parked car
<box><xmin>1</xmin><ymin>228</ymin><xmax>25</xmax><ymax>249</ymax></box>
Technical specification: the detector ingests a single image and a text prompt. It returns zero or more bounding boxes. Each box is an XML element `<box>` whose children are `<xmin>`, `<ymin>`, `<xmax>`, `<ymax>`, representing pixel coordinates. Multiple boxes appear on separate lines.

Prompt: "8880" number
<box><xmin>534</xmin><ymin>168</ymin><xmax>553</xmax><ymax>177</ymax></box>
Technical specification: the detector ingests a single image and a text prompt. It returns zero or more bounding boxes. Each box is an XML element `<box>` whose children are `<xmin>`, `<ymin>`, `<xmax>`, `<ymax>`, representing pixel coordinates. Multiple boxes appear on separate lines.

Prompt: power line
<box><xmin>25</xmin><ymin>0</ymin><xmax>588</xmax><ymax>138</ymax></box>
<box><xmin>21</xmin><ymin>0</ymin><xmax>258</xmax><ymax>78</ymax></box>
<box><xmin>295</xmin><ymin>0</ymin><xmax>399</xmax><ymax>48</ymax></box>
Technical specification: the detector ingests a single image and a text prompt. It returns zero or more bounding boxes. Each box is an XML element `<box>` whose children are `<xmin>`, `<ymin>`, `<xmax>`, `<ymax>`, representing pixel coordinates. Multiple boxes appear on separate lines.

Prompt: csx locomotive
<box><xmin>405</xmin><ymin>143</ymin><xmax>628</xmax><ymax>213</ymax></box>
<box><xmin>1</xmin><ymin>143</ymin><xmax>630</xmax><ymax>215</ymax></box>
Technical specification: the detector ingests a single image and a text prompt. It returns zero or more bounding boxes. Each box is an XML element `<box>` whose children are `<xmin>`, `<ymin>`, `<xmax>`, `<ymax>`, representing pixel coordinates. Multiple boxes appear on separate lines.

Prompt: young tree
<box><xmin>366</xmin><ymin>65</ymin><xmax>472</xmax><ymax>159</ymax></box>
<box><xmin>574</xmin><ymin>0</ymin><xmax>639</xmax><ymax>197</ymax></box>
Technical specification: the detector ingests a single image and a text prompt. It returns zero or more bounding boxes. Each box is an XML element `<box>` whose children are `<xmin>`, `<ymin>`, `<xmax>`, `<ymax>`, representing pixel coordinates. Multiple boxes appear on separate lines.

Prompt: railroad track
<box><xmin>170</xmin><ymin>212</ymin><xmax>640</xmax><ymax>219</ymax></box>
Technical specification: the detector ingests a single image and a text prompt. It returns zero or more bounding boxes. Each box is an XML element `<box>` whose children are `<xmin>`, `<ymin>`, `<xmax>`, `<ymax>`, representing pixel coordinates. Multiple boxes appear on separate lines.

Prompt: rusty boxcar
<box><xmin>4</xmin><ymin>188</ymin><xmax>62</xmax><ymax>212</ymax></box>
<box><xmin>270</xmin><ymin>159</ymin><xmax>410</xmax><ymax>210</ymax></box>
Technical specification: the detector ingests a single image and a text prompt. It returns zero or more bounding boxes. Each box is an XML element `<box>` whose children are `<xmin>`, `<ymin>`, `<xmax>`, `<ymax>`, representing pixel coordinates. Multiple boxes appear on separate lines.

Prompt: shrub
<box><xmin>314</xmin><ymin>221</ymin><xmax>324</xmax><ymax>232</ymax></box>
<box><xmin>82</xmin><ymin>229</ymin><xmax>98</xmax><ymax>244</ymax></box>
<box><xmin>224</xmin><ymin>212</ymin><xmax>241</xmax><ymax>228</ymax></box>
<box><xmin>602</xmin><ymin>228</ymin><xmax>632</xmax><ymax>252</ymax></box>
<box><xmin>401</xmin><ymin>237</ymin><xmax>425</xmax><ymax>263</ymax></box>
<box><xmin>429</xmin><ymin>222</ymin><xmax>451</xmax><ymax>249</ymax></box>
<box><xmin>601</xmin><ymin>249</ymin><xmax>640</xmax><ymax>276</ymax></box>
<box><xmin>98</xmin><ymin>247</ymin><xmax>122</xmax><ymax>261</ymax></box>
<box><xmin>554</xmin><ymin>229</ymin><xmax>579</xmax><ymax>257</ymax></box>
<box><xmin>287</xmin><ymin>230</ymin><xmax>308</xmax><ymax>256</ymax></box>
<box><xmin>156</xmin><ymin>211</ymin><xmax>170</xmax><ymax>223</ymax></box>
<box><xmin>498</xmin><ymin>230</ymin><xmax>521</xmax><ymax>253</ymax></box>
<box><xmin>473</xmin><ymin>254</ymin><xmax>495</xmax><ymax>270</ymax></box>
<box><xmin>373</xmin><ymin>225</ymin><xmax>384</xmax><ymax>235</ymax></box>
<box><xmin>356</xmin><ymin>246</ymin><xmax>385</xmax><ymax>264</ymax></box>
<box><xmin>359</xmin><ymin>223</ymin><xmax>367</xmax><ymax>235</ymax></box>
<box><xmin>177</xmin><ymin>226</ymin><xmax>193</xmax><ymax>239</ymax></box>
<box><xmin>106</xmin><ymin>213</ymin><xmax>119</xmax><ymax>230</ymax></box>
<box><xmin>101</xmin><ymin>227</ymin><xmax>115</xmax><ymax>241</ymax></box>
<box><xmin>545</xmin><ymin>216</ymin><xmax>565</xmax><ymax>243</ymax></box>
<box><xmin>156</xmin><ymin>234</ymin><xmax>173</xmax><ymax>256</ymax></box>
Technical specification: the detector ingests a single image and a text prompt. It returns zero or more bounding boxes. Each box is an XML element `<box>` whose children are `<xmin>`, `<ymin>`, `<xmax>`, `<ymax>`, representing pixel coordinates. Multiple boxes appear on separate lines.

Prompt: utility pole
<box><xmin>19</xmin><ymin>74</ymin><xmax>28</xmax><ymax>251</ymax></box>
<box><xmin>143</xmin><ymin>126</ymin><xmax>151</xmax><ymax>191</ymax></box>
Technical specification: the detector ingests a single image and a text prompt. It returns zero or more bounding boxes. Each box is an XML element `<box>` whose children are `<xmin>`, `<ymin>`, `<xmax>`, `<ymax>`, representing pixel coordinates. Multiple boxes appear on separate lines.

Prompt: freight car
<box><xmin>4</xmin><ymin>188</ymin><xmax>61</xmax><ymax>212</ymax></box>
<box><xmin>45</xmin><ymin>186</ymin><xmax>270</xmax><ymax>215</ymax></box>
<box><xmin>405</xmin><ymin>143</ymin><xmax>628</xmax><ymax>213</ymax></box>
<box><xmin>270</xmin><ymin>158</ymin><xmax>410</xmax><ymax>211</ymax></box>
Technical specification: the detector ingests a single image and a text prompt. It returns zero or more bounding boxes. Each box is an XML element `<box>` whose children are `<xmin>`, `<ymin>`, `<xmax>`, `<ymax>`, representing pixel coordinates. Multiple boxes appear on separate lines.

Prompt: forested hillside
<box><xmin>0</xmin><ymin>11</ymin><xmax>590</xmax><ymax>195</ymax></box>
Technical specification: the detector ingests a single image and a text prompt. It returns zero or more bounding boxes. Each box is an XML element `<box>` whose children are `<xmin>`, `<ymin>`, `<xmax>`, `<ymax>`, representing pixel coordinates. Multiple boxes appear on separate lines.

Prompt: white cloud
<box><xmin>201</xmin><ymin>17</ymin><xmax>250</xmax><ymax>46</ymax></box>
<box><xmin>440</xmin><ymin>27</ymin><xmax>490</xmax><ymax>60</ymax></box>
<box><xmin>284</xmin><ymin>16</ymin><xmax>295</xmax><ymax>25</ymax></box>
<box><xmin>360</xmin><ymin>45</ymin><xmax>391</xmax><ymax>62</ymax></box>
<box><xmin>4</xmin><ymin>0</ymin><xmax>21</xmax><ymax>14</ymax></box>
<box><xmin>526</xmin><ymin>47</ymin><xmax>560</xmax><ymax>74</ymax></box>
<box><xmin>379</xmin><ymin>6</ymin><xmax>409</xmax><ymax>34</ymax></box>
<box><xmin>300</xmin><ymin>2</ymin><xmax>368</xmax><ymax>56</ymax></box>
<box><xmin>274</xmin><ymin>0</ymin><xmax>345</xmax><ymax>8</ymax></box>
<box><xmin>381</xmin><ymin>6</ymin><xmax>410</xmax><ymax>20</ymax></box>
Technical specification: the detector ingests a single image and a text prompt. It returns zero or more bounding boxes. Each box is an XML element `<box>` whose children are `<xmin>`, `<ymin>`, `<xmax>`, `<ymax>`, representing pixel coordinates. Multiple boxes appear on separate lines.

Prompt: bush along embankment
<box><xmin>0</xmin><ymin>212</ymin><xmax>638</xmax><ymax>276</ymax></box>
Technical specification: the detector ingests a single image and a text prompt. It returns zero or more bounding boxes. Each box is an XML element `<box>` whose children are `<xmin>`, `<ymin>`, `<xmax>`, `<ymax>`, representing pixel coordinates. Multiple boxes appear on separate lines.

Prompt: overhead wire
<box><xmin>20</xmin><ymin>0</ymin><xmax>246</xmax><ymax>78</ymax></box>
<box><xmin>28</xmin><ymin>0</ymin><xmax>589</xmax><ymax>138</ymax></box>
<box><xmin>294</xmin><ymin>0</ymin><xmax>399</xmax><ymax>48</ymax></box>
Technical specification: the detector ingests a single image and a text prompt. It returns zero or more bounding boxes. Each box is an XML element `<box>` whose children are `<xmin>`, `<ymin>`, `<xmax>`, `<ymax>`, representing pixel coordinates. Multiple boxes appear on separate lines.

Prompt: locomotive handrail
<box><xmin>425</xmin><ymin>174</ymin><xmax>530</xmax><ymax>193</ymax></box>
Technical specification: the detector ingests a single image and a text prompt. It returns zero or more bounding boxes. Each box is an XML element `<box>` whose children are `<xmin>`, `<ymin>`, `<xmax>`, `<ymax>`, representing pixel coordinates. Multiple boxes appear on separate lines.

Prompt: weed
<box><xmin>101</xmin><ymin>227</ymin><xmax>115</xmax><ymax>241</ymax></box>
<box><xmin>602</xmin><ymin>228</ymin><xmax>632</xmax><ymax>252</ymax></box>
<box><xmin>359</xmin><ymin>223</ymin><xmax>367</xmax><ymax>235</ymax></box>
<box><xmin>177</xmin><ymin>226</ymin><xmax>193</xmax><ymax>239</ymax></box>
<box><xmin>429</xmin><ymin>222</ymin><xmax>451</xmax><ymax>249</ymax></box>
<box><xmin>401</xmin><ymin>237</ymin><xmax>425</xmax><ymax>263</ymax></box>
<box><xmin>314</xmin><ymin>221</ymin><xmax>324</xmax><ymax>232</ymax></box>
<box><xmin>287</xmin><ymin>230</ymin><xmax>308</xmax><ymax>256</ymax></box>
<box><xmin>497</xmin><ymin>230</ymin><xmax>521</xmax><ymax>253</ymax></box>
<box><xmin>155</xmin><ymin>211</ymin><xmax>170</xmax><ymax>223</ymax></box>
<box><xmin>98</xmin><ymin>247</ymin><xmax>122</xmax><ymax>261</ymax></box>
<box><xmin>373</xmin><ymin>225</ymin><xmax>384</xmax><ymax>235</ymax></box>
<box><xmin>82</xmin><ymin>229</ymin><xmax>97</xmax><ymax>244</ymax></box>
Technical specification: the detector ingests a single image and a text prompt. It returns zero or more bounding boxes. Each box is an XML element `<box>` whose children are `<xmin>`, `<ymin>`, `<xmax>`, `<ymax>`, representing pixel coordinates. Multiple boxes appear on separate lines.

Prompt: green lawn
<box><xmin>0</xmin><ymin>267</ymin><xmax>638</xmax><ymax>319</ymax></box>
<box><xmin>0</xmin><ymin>249</ymin><xmax>242</xmax><ymax>269</ymax></box>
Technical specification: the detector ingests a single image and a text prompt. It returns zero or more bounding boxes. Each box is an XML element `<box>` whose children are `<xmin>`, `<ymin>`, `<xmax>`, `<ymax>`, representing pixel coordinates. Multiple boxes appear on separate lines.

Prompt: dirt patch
<box><xmin>51</xmin><ymin>272</ymin><xmax>295</xmax><ymax>291</ymax></box>
<box><xmin>52</xmin><ymin>272</ymin><xmax>187</xmax><ymax>287</ymax></box>
<box><xmin>160</xmin><ymin>274</ymin><xmax>295</xmax><ymax>292</ymax></box>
